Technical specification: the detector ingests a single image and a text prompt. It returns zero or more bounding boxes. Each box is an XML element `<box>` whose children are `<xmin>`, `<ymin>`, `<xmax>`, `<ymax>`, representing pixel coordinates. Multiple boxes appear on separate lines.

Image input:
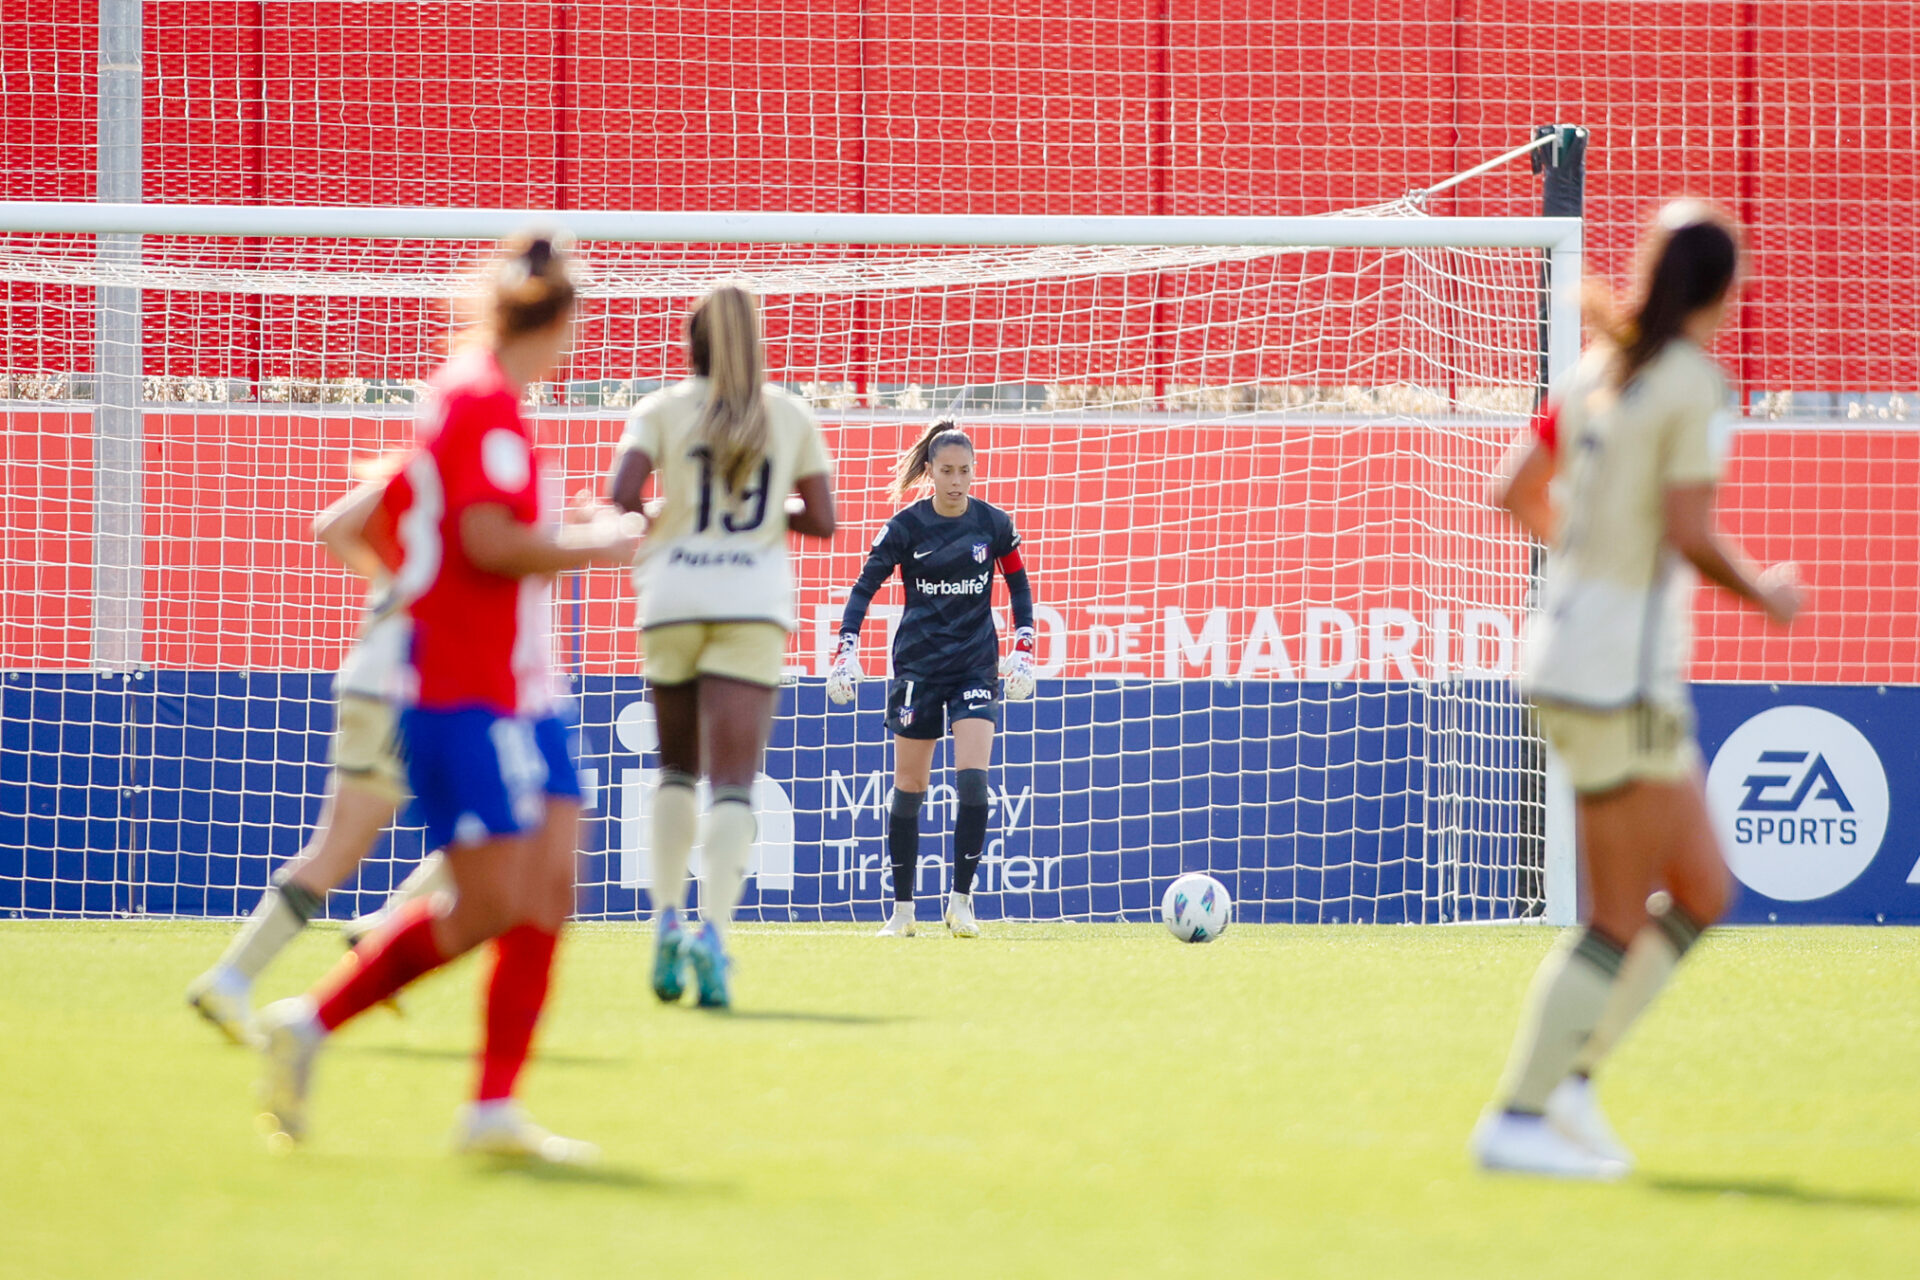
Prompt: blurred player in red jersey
<box><xmin>254</xmin><ymin>234</ymin><xmax>637</xmax><ymax>1162</ymax></box>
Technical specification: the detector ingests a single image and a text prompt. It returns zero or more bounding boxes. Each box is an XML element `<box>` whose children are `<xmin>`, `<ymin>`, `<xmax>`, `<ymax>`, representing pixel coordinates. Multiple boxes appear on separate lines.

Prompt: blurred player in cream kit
<box><xmin>184</xmin><ymin>453</ymin><xmax>450</xmax><ymax>1047</ymax></box>
<box><xmin>254</xmin><ymin>233</ymin><xmax>639</xmax><ymax>1162</ymax></box>
<box><xmin>826</xmin><ymin>422</ymin><xmax>1037</xmax><ymax>939</ymax></box>
<box><xmin>1473</xmin><ymin>201</ymin><xmax>1802</xmax><ymax>1180</ymax></box>
<box><xmin>610</xmin><ymin>285</ymin><xmax>837</xmax><ymax>1009</ymax></box>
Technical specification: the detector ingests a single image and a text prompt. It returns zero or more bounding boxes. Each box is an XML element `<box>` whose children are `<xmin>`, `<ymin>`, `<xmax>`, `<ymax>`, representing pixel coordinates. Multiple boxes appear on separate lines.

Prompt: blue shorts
<box><xmin>402</xmin><ymin>707</ymin><xmax>548</xmax><ymax>850</ymax></box>
<box><xmin>531</xmin><ymin>711</ymin><xmax>581</xmax><ymax>801</ymax></box>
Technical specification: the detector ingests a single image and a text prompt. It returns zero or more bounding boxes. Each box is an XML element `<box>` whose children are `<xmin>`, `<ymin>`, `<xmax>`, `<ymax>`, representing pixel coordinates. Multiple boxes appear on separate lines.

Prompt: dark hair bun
<box><xmin>491</xmin><ymin>231</ymin><xmax>576</xmax><ymax>339</ymax></box>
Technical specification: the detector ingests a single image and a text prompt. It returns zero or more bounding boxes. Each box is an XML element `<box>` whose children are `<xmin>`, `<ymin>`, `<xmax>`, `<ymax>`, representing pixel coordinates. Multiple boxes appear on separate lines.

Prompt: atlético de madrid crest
<box><xmin>898</xmin><ymin>706</ymin><xmax>915</xmax><ymax>726</ymax></box>
<box><xmin>972</xmin><ymin>541</ymin><xmax>989</xmax><ymax>563</ymax></box>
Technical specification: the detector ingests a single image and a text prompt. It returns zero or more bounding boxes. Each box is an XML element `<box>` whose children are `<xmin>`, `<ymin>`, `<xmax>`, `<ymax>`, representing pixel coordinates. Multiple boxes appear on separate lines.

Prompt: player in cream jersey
<box><xmin>623</xmin><ymin>374</ymin><xmax>831</xmax><ymax>633</ymax></box>
<box><xmin>610</xmin><ymin>285</ymin><xmax>837</xmax><ymax>1008</ymax></box>
<box><xmin>1523</xmin><ymin>336</ymin><xmax>1731</xmax><ymax>713</ymax></box>
<box><xmin>335</xmin><ymin>591</ymin><xmax>408</xmax><ymax>699</ymax></box>
<box><xmin>1472</xmin><ymin>203</ymin><xmax>1801</xmax><ymax>1182</ymax></box>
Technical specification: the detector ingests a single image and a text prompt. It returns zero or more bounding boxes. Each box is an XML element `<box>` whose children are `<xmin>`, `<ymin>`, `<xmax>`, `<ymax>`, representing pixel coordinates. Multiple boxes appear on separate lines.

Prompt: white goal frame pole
<box><xmin>1542</xmin><ymin>231</ymin><xmax>1583</xmax><ymax>929</ymax></box>
<box><xmin>2</xmin><ymin>201</ymin><xmax>1584</xmax><ymax>926</ymax></box>
<box><xmin>91</xmin><ymin>10</ymin><xmax>144</xmax><ymax>677</ymax></box>
<box><xmin>1</xmin><ymin>202</ymin><xmax>1581</xmax><ymax>253</ymax></box>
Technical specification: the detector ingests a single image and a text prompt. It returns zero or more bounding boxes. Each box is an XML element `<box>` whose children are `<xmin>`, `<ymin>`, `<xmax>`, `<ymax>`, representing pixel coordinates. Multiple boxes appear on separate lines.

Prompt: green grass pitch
<box><xmin>2</xmin><ymin>920</ymin><xmax>1916</xmax><ymax>1278</ymax></box>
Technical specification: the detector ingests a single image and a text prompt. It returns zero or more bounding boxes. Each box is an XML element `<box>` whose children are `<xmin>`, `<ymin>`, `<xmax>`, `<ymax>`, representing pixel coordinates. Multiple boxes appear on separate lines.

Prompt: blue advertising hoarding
<box><xmin>3</xmin><ymin>672</ymin><xmax>1913</xmax><ymax>924</ymax></box>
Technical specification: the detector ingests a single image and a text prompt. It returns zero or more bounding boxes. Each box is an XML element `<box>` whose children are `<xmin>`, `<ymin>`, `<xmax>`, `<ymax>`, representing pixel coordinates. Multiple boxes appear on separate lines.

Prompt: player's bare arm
<box><xmin>1662</xmin><ymin>483</ymin><xmax>1801</xmax><ymax>625</ymax></box>
<box><xmin>1494</xmin><ymin>435</ymin><xmax>1558</xmax><ymax>544</ymax></box>
<box><xmin>608</xmin><ymin>446</ymin><xmax>653</xmax><ymax>515</ymax></box>
<box><xmin>461</xmin><ymin>501</ymin><xmax>637</xmax><ymax>576</ymax></box>
<box><xmin>312</xmin><ymin>479</ymin><xmax>390</xmax><ymax>582</ymax></box>
<box><xmin>787</xmin><ymin>470</ymin><xmax>837</xmax><ymax>539</ymax></box>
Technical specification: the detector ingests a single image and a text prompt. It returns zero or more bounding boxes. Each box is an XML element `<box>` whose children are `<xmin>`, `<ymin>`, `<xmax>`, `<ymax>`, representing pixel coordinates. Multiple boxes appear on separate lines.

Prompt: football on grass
<box><xmin>1162</xmin><ymin>873</ymin><xmax>1231</xmax><ymax>943</ymax></box>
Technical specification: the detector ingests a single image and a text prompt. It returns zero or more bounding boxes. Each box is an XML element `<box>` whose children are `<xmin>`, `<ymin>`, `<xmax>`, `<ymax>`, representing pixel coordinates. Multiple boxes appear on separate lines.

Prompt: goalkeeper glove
<box><xmin>826</xmin><ymin>632</ymin><xmax>863</xmax><ymax>705</ymax></box>
<box><xmin>1000</xmin><ymin>626</ymin><xmax>1037</xmax><ymax>701</ymax></box>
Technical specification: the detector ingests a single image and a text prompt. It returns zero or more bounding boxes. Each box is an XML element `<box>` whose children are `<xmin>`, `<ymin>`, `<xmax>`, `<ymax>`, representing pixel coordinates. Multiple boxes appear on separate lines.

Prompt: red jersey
<box><xmin>385</xmin><ymin>347</ymin><xmax>553</xmax><ymax>715</ymax></box>
<box><xmin>1531</xmin><ymin>401</ymin><xmax>1561</xmax><ymax>456</ymax></box>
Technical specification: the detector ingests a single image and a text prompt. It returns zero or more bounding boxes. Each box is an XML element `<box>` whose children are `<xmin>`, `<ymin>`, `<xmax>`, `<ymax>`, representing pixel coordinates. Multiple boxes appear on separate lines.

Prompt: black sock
<box><xmin>1652</xmin><ymin>898</ymin><xmax>1706</xmax><ymax>955</ymax></box>
<box><xmin>270</xmin><ymin>867</ymin><xmax>324</xmax><ymax>923</ymax></box>
<box><xmin>887</xmin><ymin>788</ymin><xmax>925</xmax><ymax>903</ymax></box>
<box><xmin>953</xmin><ymin>769</ymin><xmax>990</xmax><ymax>896</ymax></box>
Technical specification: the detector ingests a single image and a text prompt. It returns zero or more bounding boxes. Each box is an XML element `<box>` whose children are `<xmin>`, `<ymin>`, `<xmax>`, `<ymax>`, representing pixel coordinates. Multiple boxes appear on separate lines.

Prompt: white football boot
<box><xmin>943</xmin><ymin>891</ymin><xmax>981</xmax><ymax>938</ymax></box>
<box><xmin>186</xmin><ymin>966</ymin><xmax>261</xmax><ymax>1049</ymax></box>
<box><xmin>876</xmin><ymin>901</ymin><xmax>917</xmax><ymax>937</ymax></box>
<box><xmin>1470</xmin><ymin>1109</ymin><xmax>1629</xmax><ymax>1181</ymax></box>
<box><xmin>255</xmin><ymin>997</ymin><xmax>324</xmax><ymax>1143</ymax></box>
<box><xmin>455</xmin><ymin>1101</ymin><xmax>600</xmax><ymax>1165</ymax></box>
<box><xmin>1546</xmin><ymin>1076</ymin><xmax>1635</xmax><ymax>1170</ymax></box>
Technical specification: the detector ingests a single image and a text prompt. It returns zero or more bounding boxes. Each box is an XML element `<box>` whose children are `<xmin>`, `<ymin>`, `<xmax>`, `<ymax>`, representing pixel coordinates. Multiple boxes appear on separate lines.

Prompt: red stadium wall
<box><xmin>4</xmin><ymin>408</ymin><xmax>1910</xmax><ymax>686</ymax></box>
<box><xmin>3</xmin><ymin>6</ymin><xmax>1914</xmax><ymax>681</ymax></box>
<box><xmin>0</xmin><ymin>409</ymin><xmax>93</xmax><ymax>669</ymax></box>
<box><xmin>2</xmin><ymin>2</ymin><xmax>1917</xmax><ymax>396</ymax></box>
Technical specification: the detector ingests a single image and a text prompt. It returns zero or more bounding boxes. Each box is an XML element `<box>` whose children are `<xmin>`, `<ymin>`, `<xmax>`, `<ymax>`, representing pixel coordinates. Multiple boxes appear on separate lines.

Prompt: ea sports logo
<box><xmin>1706</xmin><ymin>706</ymin><xmax>1888</xmax><ymax>901</ymax></box>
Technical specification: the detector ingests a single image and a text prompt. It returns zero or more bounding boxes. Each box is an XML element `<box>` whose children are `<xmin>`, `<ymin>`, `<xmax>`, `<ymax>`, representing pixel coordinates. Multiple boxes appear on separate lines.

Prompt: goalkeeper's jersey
<box><xmin>841</xmin><ymin>497</ymin><xmax>1028</xmax><ymax>682</ymax></box>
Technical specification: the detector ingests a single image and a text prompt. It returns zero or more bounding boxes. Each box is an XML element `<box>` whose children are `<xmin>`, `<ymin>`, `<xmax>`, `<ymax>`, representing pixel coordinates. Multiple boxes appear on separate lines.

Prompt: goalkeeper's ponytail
<box><xmin>686</xmin><ymin>286</ymin><xmax>771</xmax><ymax>490</ymax></box>
<box><xmin>892</xmin><ymin>420</ymin><xmax>974</xmax><ymax>499</ymax></box>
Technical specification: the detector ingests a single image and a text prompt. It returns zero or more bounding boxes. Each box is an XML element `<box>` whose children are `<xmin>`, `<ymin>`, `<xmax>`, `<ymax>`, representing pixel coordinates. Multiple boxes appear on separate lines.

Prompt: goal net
<box><xmin>0</xmin><ymin>202</ymin><xmax>1579</xmax><ymax>924</ymax></box>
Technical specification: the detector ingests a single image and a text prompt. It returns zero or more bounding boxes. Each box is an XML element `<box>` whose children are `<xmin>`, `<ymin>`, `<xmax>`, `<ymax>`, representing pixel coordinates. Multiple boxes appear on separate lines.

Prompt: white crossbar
<box><xmin>0</xmin><ymin>202</ymin><xmax>1581</xmax><ymax>250</ymax></box>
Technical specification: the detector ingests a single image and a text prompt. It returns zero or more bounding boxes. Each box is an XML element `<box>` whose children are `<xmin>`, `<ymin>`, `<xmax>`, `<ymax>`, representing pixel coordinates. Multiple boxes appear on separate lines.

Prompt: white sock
<box><xmin>218</xmin><ymin>877</ymin><xmax>323</xmax><ymax>982</ymax></box>
<box><xmin>698</xmin><ymin>791</ymin><xmax>756</xmax><ymax>938</ymax></box>
<box><xmin>1495</xmin><ymin>927</ymin><xmax>1626</xmax><ymax>1113</ymax></box>
<box><xmin>347</xmin><ymin>854</ymin><xmax>450</xmax><ymax>937</ymax></box>
<box><xmin>387</xmin><ymin>851</ymin><xmax>450</xmax><ymax>910</ymax></box>
<box><xmin>1571</xmin><ymin>902</ymin><xmax>1702</xmax><ymax>1076</ymax></box>
<box><xmin>469</xmin><ymin>1098</ymin><xmax>518</xmax><ymax>1125</ymax></box>
<box><xmin>651</xmin><ymin>771</ymin><xmax>699</xmax><ymax>913</ymax></box>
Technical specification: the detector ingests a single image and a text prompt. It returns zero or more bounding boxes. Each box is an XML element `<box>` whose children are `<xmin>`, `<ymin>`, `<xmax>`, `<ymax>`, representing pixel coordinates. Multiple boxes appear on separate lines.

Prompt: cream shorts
<box><xmin>1535</xmin><ymin>700</ymin><xmax>1701</xmax><ymax>795</ymax></box>
<box><xmin>642</xmin><ymin>621</ymin><xmax>789</xmax><ymax>689</ymax></box>
<box><xmin>331</xmin><ymin>693</ymin><xmax>407</xmax><ymax>804</ymax></box>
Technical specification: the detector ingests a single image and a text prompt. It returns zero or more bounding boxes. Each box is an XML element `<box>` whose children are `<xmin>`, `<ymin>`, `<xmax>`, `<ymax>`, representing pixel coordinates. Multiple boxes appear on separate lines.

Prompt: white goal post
<box><xmin>1</xmin><ymin>201</ymin><xmax>1578</xmax><ymax>248</ymax></box>
<box><xmin>0</xmin><ymin>201</ymin><xmax>1580</xmax><ymax>925</ymax></box>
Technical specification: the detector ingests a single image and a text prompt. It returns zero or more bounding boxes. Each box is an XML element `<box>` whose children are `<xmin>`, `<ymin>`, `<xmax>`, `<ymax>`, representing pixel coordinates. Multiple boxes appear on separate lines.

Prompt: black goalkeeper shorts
<box><xmin>884</xmin><ymin>671</ymin><xmax>1001</xmax><ymax>740</ymax></box>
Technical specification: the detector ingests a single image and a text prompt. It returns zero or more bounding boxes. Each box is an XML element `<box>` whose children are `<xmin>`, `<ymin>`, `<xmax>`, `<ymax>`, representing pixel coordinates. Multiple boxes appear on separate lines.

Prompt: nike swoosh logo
<box><xmin>913</xmin><ymin>550</ymin><xmax>935</xmax><ymax>559</ymax></box>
